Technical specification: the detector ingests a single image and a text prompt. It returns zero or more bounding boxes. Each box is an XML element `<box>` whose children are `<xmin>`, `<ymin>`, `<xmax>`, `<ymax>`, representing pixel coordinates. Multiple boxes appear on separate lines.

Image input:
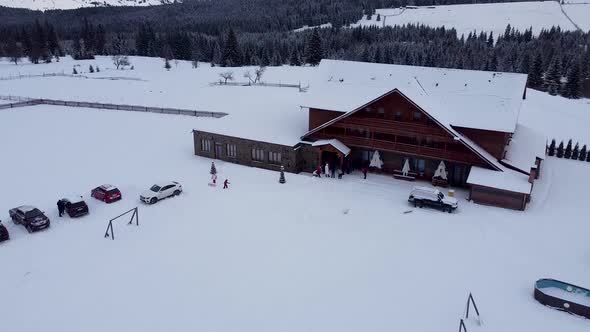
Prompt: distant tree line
<box><xmin>0</xmin><ymin>0</ymin><xmax>588</xmax><ymax>98</ymax></box>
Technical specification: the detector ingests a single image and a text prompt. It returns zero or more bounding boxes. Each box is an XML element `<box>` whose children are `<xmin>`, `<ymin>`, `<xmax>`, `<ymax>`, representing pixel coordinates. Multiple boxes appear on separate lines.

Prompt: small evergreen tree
<box><xmin>563</xmin><ymin>61</ymin><xmax>582</xmax><ymax>99</ymax></box>
<box><xmin>579</xmin><ymin>145</ymin><xmax>587</xmax><ymax>161</ymax></box>
<box><xmin>164</xmin><ymin>58</ymin><xmax>171</xmax><ymax>70</ymax></box>
<box><xmin>89</xmin><ymin>65</ymin><xmax>94</xmax><ymax>73</ymax></box>
<box><xmin>305</xmin><ymin>29</ymin><xmax>324</xmax><ymax>66</ymax></box>
<box><xmin>556</xmin><ymin>141</ymin><xmax>564</xmax><ymax>158</ymax></box>
<box><xmin>572</xmin><ymin>142</ymin><xmax>580</xmax><ymax>160</ymax></box>
<box><xmin>564</xmin><ymin>139</ymin><xmax>573</xmax><ymax>159</ymax></box>
<box><xmin>544</xmin><ymin>56</ymin><xmax>562</xmax><ymax>95</ymax></box>
<box><xmin>376</xmin><ymin>14</ymin><xmax>381</xmax><ymax>22</ymax></box>
<box><xmin>528</xmin><ymin>53</ymin><xmax>544</xmax><ymax>89</ymax></box>
<box><xmin>210</xmin><ymin>162</ymin><xmax>217</xmax><ymax>175</ymax></box>
<box><xmin>279</xmin><ymin>166</ymin><xmax>286</xmax><ymax>184</ymax></box>
<box><xmin>96</xmin><ymin>66</ymin><xmax>100</xmax><ymax>72</ymax></box>
<box><xmin>547</xmin><ymin>139</ymin><xmax>556</xmax><ymax>156</ymax></box>
<box><xmin>586</xmin><ymin>149</ymin><xmax>590</xmax><ymax>162</ymax></box>
<box><xmin>72</xmin><ymin>67</ymin><xmax>77</xmax><ymax>74</ymax></box>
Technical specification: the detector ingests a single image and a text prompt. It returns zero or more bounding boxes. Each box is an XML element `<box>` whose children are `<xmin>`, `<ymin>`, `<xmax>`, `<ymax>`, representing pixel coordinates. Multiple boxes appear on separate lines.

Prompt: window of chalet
<box><xmin>394</xmin><ymin>111</ymin><xmax>402</xmax><ymax>121</ymax></box>
<box><xmin>226</xmin><ymin>144</ymin><xmax>237</xmax><ymax>158</ymax></box>
<box><xmin>251</xmin><ymin>148</ymin><xmax>265</xmax><ymax>162</ymax></box>
<box><xmin>269</xmin><ymin>151</ymin><xmax>282</xmax><ymax>164</ymax></box>
<box><xmin>412</xmin><ymin>111</ymin><xmax>422</xmax><ymax>122</ymax></box>
<box><xmin>325</xmin><ymin>126</ymin><xmax>344</xmax><ymax>136</ymax></box>
<box><xmin>374</xmin><ymin>132</ymin><xmax>396</xmax><ymax>142</ymax></box>
<box><xmin>397</xmin><ymin>136</ymin><xmax>419</xmax><ymax>145</ymax></box>
<box><xmin>201</xmin><ymin>139</ymin><xmax>212</xmax><ymax>152</ymax></box>
<box><xmin>345</xmin><ymin>128</ymin><xmax>370</xmax><ymax>138</ymax></box>
<box><xmin>377</xmin><ymin>107</ymin><xmax>385</xmax><ymax>118</ymax></box>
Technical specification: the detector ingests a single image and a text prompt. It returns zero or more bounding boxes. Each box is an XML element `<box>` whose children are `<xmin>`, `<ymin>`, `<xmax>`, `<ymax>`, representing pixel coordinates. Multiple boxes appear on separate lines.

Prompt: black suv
<box><xmin>0</xmin><ymin>220</ymin><xmax>9</xmax><ymax>242</ymax></box>
<box><xmin>9</xmin><ymin>206</ymin><xmax>51</xmax><ymax>233</ymax></box>
<box><xmin>60</xmin><ymin>198</ymin><xmax>89</xmax><ymax>218</ymax></box>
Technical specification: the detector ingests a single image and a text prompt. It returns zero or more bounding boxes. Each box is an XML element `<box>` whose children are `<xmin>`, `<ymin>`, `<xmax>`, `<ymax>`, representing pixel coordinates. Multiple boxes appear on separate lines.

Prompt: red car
<box><xmin>91</xmin><ymin>184</ymin><xmax>122</xmax><ymax>203</ymax></box>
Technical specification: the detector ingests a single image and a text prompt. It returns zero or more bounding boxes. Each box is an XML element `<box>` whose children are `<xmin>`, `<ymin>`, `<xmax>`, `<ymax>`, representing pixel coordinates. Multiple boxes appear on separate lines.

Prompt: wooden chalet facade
<box><xmin>193</xmin><ymin>59</ymin><xmax>546</xmax><ymax>211</ymax></box>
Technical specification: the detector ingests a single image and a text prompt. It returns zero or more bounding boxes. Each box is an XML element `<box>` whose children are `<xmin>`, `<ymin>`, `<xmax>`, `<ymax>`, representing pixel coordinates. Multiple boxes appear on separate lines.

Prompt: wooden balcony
<box><xmin>313</xmin><ymin>133</ymin><xmax>485</xmax><ymax>165</ymax></box>
<box><xmin>338</xmin><ymin>117</ymin><xmax>452</xmax><ymax>142</ymax></box>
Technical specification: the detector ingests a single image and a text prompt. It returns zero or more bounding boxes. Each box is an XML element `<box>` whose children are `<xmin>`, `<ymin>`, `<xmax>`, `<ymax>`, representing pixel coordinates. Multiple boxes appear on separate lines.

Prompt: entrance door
<box><xmin>450</xmin><ymin>164</ymin><xmax>466</xmax><ymax>186</ymax></box>
<box><xmin>214</xmin><ymin>143</ymin><xmax>224</xmax><ymax>159</ymax></box>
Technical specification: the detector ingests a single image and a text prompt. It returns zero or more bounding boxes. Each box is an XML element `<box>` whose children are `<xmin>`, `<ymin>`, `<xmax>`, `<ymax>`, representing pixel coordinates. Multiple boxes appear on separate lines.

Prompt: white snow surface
<box><xmin>352</xmin><ymin>2</ymin><xmax>588</xmax><ymax>37</ymax></box>
<box><xmin>311</xmin><ymin>139</ymin><xmax>351</xmax><ymax>156</ymax></box>
<box><xmin>293</xmin><ymin>23</ymin><xmax>333</xmax><ymax>32</ymax></box>
<box><xmin>467</xmin><ymin>166</ymin><xmax>532</xmax><ymax>194</ymax></box>
<box><xmin>1</xmin><ymin>56</ymin><xmax>590</xmax><ymax>332</ymax></box>
<box><xmin>0</xmin><ymin>0</ymin><xmax>173</xmax><ymax>10</ymax></box>
<box><xmin>502</xmin><ymin>124</ymin><xmax>546</xmax><ymax>173</ymax></box>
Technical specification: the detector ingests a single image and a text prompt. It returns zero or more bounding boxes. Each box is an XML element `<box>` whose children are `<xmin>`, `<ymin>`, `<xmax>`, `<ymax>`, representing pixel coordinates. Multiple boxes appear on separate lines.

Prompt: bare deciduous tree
<box><xmin>219</xmin><ymin>71</ymin><xmax>234</xmax><ymax>84</ymax></box>
<box><xmin>254</xmin><ymin>66</ymin><xmax>266</xmax><ymax>83</ymax></box>
<box><xmin>243</xmin><ymin>70</ymin><xmax>253</xmax><ymax>84</ymax></box>
<box><xmin>112</xmin><ymin>55</ymin><xmax>131</xmax><ymax>70</ymax></box>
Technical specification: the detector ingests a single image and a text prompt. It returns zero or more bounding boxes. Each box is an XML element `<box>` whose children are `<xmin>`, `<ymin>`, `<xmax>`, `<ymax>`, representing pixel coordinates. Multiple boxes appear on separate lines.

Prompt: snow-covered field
<box><xmin>0</xmin><ymin>0</ymin><xmax>172</xmax><ymax>11</ymax></box>
<box><xmin>352</xmin><ymin>1</ymin><xmax>590</xmax><ymax>37</ymax></box>
<box><xmin>1</xmin><ymin>56</ymin><xmax>590</xmax><ymax>332</ymax></box>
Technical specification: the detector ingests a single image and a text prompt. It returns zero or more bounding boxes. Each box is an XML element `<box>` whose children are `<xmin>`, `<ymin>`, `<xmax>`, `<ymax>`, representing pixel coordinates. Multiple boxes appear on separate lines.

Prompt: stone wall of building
<box><xmin>193</xmin><ymin>131</ymin><xmax>300</xmax><ymax>173</ymax></box>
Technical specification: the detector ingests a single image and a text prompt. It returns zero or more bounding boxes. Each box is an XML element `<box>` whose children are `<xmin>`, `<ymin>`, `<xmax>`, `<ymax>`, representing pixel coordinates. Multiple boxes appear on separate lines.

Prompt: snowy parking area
<box><xmin>1</xmin><ymin>105</ymin><xmax>589</xmax><ymax>332</ymax></box>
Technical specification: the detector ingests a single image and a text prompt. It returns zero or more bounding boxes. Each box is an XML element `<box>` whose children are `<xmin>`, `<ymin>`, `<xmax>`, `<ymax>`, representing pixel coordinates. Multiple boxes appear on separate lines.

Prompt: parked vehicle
<box><xmin>60</xmin><ymin>197</ymin><xmax>89</xmax><ymax>218</ymax></box>
<box><xmin>9</xmin><ymin>205</ymin><xmax>51</xmax><ymax>233</ymax></box>
<box><xmin>91</xmin><ymin>184</ymin><xmax>122</xmax><ymax>203</ymax></box>
<box><xmin>408</xmin><ymin>186</ymin><xmax>458</xmax><ymax>213</ymax></box>
<box><xmin>0</xmin><ymin>220</ymin><xmax>9</xmax><ymax>242</ymax></box>
<box><xmin>140</xmin><ymin>181</ymin><xmax>182</xmax><ymax>204</ymax></box>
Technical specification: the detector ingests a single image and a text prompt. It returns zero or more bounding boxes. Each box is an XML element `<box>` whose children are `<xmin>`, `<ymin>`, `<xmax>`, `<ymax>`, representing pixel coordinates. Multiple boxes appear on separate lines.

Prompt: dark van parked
<box><xmin>9</xmin><ymin>206</ymin><xmax>51</xmax><ymax>233</ymax></box>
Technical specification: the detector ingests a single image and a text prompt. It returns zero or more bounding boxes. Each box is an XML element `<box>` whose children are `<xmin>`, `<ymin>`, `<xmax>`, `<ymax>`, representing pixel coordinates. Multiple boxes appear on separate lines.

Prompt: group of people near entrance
<box><xmin>313</xmin><ymin>162</ymin><xmax>369</xmax><ymax>179</ymax></box>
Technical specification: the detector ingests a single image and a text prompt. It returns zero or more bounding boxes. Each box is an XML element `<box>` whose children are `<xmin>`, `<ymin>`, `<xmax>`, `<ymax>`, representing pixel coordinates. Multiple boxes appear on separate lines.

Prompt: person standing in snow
<box><xmin>324</xmin><ymin>162</ymin><xmax>330</xmax><ymax>178</ymax></box>
<box><xmin>211</xmin><ymin>174</ymin><xmax>217</xmax><ymax>185</ymax></box>
<box><xmin>57</xmin><ymin>199</ymin><xmax>65</xmax><ymax>217</ymax></box>
<box><xmin>223</xmin><ymin>179</ymin><xmax>230</xmax><ymax>189</ymax></box>
<box><xmin>338</xmin><ymin>168</ymin><xmax>344</xmax><ymax>179</ymax></box>
<box><xmin>313</xmin><ymin>165</ymin><xmax>322</xmax><ymax>178</ymax></box>
<box><xmin>361</xmin><ymin>166</ymin><xmax>368</xmax><ymax>179</ymax></box>
<box><xmin>330</xmin><ymin>162</ymin><xmax>336</xmax><ymax>178</ymax></box>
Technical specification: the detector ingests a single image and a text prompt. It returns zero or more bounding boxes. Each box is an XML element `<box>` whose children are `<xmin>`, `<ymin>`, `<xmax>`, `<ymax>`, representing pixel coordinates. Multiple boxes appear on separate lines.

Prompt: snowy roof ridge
<box><xmin>302</xmin><ymin>59</ymin><xmax>528</xmax><ymax>133</ymax></box>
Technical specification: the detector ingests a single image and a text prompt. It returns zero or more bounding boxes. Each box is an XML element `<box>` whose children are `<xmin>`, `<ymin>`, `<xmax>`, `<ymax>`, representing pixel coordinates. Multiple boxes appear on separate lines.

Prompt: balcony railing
<box><xmin>314</xmin><ymin>133</ymin><xmax>485</xmax><ymax>165</ymax></box>
<box><xmin>339</xmin><ymin>117</ymin><xmax>450</xmax><ymax>140</ymax></box>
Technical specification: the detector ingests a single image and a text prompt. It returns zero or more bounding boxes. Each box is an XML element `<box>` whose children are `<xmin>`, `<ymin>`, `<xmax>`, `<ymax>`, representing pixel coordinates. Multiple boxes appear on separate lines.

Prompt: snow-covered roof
<box><xmin>99</xmin><ymin>184</ymin><xmax>117</xmax><ymax>191</ymax></box>
<box><xmin>63</xmin><ymin>196</ymin><xmax>84</xmax><ymax>204</ymax></box>
<box><xmin>311</xmin><ymin>139</ymin><xmax>351</xmax><ymax>156</ymax></box>
<box><xmin>467</xmin><ymin>166</ymin><xmax>532</xmax><ymax>194</ymax></box>
<box><xmin>502</xmin><ymin>124</ymin><xmax>546</xmax><ymax>174</ymax></box>
<box><xmin>18</xmin><ymin>205</ymin><xmax>37</xmax><ymax>212</ymax></box>
<box><xmin>192</xmin><ymin>86</ymin><xmax>308</xmax><ymax>147</ymax></box>
<box><xmin>302</xmin><ymin>59</ymin><xmax>527</xmax><ymax>133</ymax></box>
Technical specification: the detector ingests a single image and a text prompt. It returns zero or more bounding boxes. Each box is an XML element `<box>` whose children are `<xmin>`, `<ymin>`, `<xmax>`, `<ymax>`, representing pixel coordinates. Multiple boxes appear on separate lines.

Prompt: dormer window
<box><xmin>413</xmin><ymin>112</ymin><xmax>422</xmax><ymax>121</ymax></box>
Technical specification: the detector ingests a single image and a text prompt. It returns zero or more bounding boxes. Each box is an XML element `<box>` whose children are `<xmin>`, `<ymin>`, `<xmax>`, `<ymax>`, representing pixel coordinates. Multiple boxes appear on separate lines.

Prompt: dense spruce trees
<box><xmin>221</xmin><ymin>28</ymin><xmax>242</xmax><ymax>67</ymax></box>
<box><xmin>579</xmin><ymin>145</ymin><xmax>587</xmax><ymax>161</ymax></box>
<box><xmin>305</xmin><ymin>29</ymin><xmax>323</xmax><ymax>66</ymax></box>
<box><xmin>557</xmin><ymin>141</ymin><xmax>565</xmax><ymax>158</ymax></box>
<box><xmin>548</xmin><ymin>139</ymin><xmax>556</xmax><ymax>157</ymax></box>
<box><xmin>572</xmin><ymin>142</ymin><xmax>580</xmax><ymax>160</ymax></box>
<box><xmin>565</xmin><ymin>139</ymin><xmax>573</xmax><ymax>159</ymax></box>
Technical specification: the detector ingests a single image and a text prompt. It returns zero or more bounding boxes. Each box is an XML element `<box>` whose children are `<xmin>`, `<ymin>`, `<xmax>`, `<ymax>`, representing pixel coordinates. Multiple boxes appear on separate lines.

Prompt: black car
<box><xmin>60</xmin><ymin>197</ymin><xmax>89</xmax><ymax>218</ymax></box>
<box><xmin>0</xmin><ymin>220</ymin><xmax>9</xmax><ymax>242</ymax></box>
<box><xmin>9</xmin><ymin>205</ymin><xmax>51</xmax><ymax>233</ymax></box>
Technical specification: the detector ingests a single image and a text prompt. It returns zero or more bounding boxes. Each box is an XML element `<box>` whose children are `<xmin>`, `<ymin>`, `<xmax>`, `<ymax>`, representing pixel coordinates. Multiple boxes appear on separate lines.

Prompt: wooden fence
<box><xmin>0</xmin><ymin>95</ymin><xmax>227</xmax><ymax>118</ymax></box>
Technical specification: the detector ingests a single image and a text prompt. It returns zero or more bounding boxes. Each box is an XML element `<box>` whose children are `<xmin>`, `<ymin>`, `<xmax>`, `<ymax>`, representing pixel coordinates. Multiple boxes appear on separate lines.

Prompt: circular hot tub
<box><xmin>534</xmin><ymin>278</ymin><xmax>590</xmax><ymax>319</ymax></box>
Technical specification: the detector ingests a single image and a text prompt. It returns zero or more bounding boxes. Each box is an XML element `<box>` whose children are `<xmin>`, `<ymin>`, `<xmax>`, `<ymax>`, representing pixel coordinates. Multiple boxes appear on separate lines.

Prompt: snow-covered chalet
<box><xmin>193</xmin><ymin>59</ymin><xmax>546</xmax><ymax>210</ymax></box>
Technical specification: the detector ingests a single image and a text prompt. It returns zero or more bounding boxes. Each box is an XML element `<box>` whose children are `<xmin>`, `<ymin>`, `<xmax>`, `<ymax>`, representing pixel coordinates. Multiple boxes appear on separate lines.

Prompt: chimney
<box><xmin>528</xmin><ymin>167</ymin><xmax>537</xmax><ymax>184</ymax></box>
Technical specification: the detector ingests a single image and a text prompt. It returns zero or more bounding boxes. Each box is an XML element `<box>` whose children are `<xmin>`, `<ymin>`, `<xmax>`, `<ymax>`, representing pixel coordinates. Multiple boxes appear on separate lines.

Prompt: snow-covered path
<box><xmin>0</xmin><ymin>105</ymin><xmax>589</xmax><ymax>332</ymax></box>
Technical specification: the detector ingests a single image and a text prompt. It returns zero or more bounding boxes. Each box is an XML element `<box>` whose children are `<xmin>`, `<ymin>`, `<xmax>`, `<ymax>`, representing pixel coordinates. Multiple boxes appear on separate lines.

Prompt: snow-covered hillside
<box><xmin>0</xmin><ymin>0</ymin><xmax>174</xmax><ymax>11</ymax></box>
<box><xmin>1</xmin><ymin>56</ymin><xmax>590</xmax><ymax>332</ymax></box>
<box><xmin>352</xmin><ymin>1</ymin><xmax>590</xmax><ymax>37</ymax></box>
